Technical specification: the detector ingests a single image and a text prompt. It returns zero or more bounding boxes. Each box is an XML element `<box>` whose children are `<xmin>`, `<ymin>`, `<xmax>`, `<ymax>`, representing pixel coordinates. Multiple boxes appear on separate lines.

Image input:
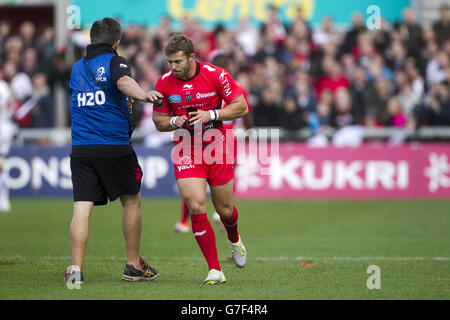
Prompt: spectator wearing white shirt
<box><xmin>426</xmin><ymin>50</ymin><xmax>448</xmax><ymax>86</ymax></box>
<box><xmin>405</xmin><ymin>59</ymin><xmax>424</xmax><ymax>97</ymax></box>
<box><xmin>313</xmin><ymin>15</ymin><xmax>336</xmax><ymax>48</ymax></box>
<box><xmin>235</xmin><ymin>18</ymin><xmax>259</xmax><ymax>57</ymax></box>
<box><xmin>397</xmin><ymin>78</ymin><xmax>421</xmax><ymax>118</ymax></box>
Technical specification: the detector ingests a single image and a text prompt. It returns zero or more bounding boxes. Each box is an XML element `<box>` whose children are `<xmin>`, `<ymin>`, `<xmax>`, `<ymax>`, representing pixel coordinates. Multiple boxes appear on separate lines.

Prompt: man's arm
<box><xmin>117</xmin><ymin>76</ymin><xmax>162</xmax><ymax>102</ymax></box>
<box><xmin>216</xmin><ymin>94</ymin><xmax>248</xmax><ymax>120</ymax></box>
<box><xmin>187</xmin><ymin>94</ymin><xmax>248</xmax><ymax>125</ymax></box>
<box><xmin>153</xmin><ymin>110</ymin><xmax>187</xmax><ymax>132</ymax></box>
<box><xmin>110</xmin><ymin>56</ymin><xmax>162</xmax><ymax>103</ymax></box>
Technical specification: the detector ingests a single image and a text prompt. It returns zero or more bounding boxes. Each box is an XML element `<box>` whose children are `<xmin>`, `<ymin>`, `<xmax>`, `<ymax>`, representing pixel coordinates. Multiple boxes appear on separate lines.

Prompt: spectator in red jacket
<box><xmin>315</xmin><ymin>60</ymin><xmax>350</xmax><ymax>99</ymax></box>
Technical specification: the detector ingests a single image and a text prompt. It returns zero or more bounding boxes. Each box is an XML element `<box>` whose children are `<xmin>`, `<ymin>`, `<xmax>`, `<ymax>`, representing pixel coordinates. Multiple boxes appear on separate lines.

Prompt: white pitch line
<box><xmin>293</xmin><ymin>256</ymin><xmax>450</xmax><ymax>261</ymax></box>
<box><xmin>2</xmin><ymin>255</ymin><xmax>450</xmax><ymax>261</ymax></box>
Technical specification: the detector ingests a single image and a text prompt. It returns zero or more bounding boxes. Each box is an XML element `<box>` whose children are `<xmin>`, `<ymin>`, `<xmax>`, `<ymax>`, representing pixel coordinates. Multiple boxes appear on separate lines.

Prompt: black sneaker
<box><xmin>64</xmin><ymin>265</ymin><xmax>84</xmax><ymax>284</ymax></box>
<box><xmin>122</xmin><ymin>256</ymin><xmax>158</xmax><ymax>282</ymax></box>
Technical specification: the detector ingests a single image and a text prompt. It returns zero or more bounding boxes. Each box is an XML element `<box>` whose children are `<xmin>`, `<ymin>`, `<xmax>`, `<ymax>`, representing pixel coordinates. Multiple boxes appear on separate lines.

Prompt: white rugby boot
<box><xmin>230</xmin><ymin>236</ymin><xmax>247</xmax><ymax>268</ymax></box>
<box><xmin>202</xmin><ymin>269</ymin><xmax>226</xmax><ymax>285</ymax></box>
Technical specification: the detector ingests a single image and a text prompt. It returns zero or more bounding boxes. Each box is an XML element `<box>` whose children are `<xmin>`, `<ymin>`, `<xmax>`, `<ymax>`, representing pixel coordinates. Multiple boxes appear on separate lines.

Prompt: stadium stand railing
<box><xmin>13</xmin><ymin>127</ymin><xmax>450</xmax><ymax>146</ymax></box>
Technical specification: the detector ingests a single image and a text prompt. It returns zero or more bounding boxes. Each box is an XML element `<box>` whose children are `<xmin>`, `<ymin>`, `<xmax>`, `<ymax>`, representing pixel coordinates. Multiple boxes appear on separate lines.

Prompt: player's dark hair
<box><xmin>90</xmin><ymin>17</ymin><xmax>122</xmax><ymax>46</ymax></box>
<box><xmin>164</xmin><ymin>33</ymin><xmax>195</xmax><ymax>57</ymax></box>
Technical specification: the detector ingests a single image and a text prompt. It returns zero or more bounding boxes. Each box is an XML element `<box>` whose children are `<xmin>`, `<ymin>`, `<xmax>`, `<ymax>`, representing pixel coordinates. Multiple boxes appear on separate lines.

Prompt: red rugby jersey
<box><xmin>154</xmin><ymin>61</ymin><xmax>244</xmax><ymax>118</ymax></box>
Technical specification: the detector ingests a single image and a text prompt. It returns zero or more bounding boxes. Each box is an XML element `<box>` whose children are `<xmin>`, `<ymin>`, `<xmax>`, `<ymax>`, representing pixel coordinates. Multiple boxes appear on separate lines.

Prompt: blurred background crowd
<box><xmin>0</xmin><ymin>3</ymin><xmax>449</xmax><ymax>139</ymax></box>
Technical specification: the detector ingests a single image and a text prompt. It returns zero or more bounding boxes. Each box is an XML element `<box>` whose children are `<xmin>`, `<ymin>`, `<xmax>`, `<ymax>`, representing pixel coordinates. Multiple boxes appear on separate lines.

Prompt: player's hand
<box><xmin>188</xmin><ymin>109</ymin><xmax>212</xmax><ymax>125</ymax></box>
<box><xmin>175</xmin><ymin>115</ymin><xmax>187</xmax><ymax>128</ymax></box>
<box><xmin>146</xmin><ymin>90</ymin><xmax>163</xmax><ymax>104</ymax></box>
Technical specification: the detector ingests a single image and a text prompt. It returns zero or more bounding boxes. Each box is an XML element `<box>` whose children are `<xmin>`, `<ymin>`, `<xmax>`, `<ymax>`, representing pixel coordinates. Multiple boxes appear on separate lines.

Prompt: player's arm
<box><xmin>188</xmin><ymin>94</ymin><xmax>248</xmax><ymax>125</ymax></box>
<box><xmin>188</xmin><ymin>67</ymin><xmax>248</xmax><ymax>124</ymax></box>
<box><xmin>153</xmin><ymin>110</ymin><xmax>187</xmax><ymax>132</ymax></box>
<box><xmin>217</xmin><ymin>94</ymin><xmax>249</xmax><ymax>120</ymax></box>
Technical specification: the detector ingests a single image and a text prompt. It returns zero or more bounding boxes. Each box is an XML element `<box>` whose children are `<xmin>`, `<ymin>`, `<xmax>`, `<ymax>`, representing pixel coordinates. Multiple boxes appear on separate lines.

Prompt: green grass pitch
<box><xmin>0</xmin><ymin>198</ymin><xmax>449</xmax><ymax>300</ymax></box>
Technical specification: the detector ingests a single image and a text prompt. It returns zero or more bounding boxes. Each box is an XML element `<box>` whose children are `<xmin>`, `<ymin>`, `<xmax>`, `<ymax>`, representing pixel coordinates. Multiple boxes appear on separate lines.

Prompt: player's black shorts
<box><xmin>70</xmin><ymin>151</ymin><xmax>143</xmax><ymax>206</ymax></box>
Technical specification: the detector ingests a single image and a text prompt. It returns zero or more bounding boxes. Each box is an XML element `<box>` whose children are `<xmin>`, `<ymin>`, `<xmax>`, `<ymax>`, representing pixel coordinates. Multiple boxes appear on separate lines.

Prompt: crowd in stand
<box><xmin>0</xmin><ymin>4</ymin><xmax>449</xmax><ymax>137</ymax></box>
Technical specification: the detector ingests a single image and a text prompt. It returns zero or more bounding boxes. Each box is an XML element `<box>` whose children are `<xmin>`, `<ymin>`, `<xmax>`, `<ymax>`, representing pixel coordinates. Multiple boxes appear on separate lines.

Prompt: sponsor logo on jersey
<box><xmin>183</xmin><ymin>84</ymin><xmax>193</xmax><ymax>90</ymax></box>
<box><xmin>219</xmin><ymin>70</ymin><xmax>227</xmax><ymax>80</ymax></box>
<box><xmin>219</xmin><ymin>70</ymin><xmax>232</xmax><ymax>97</ymax></box>
<box><xmin>169</xmin><ymin>94</ymin><xmax>182</xmax><ymax>103</ymax></box>
<box><xmin>196</xmin><ymin>92</ymin><xmax>216</xmax><ymax>99</ymax></box>
<box><xmin>181</xmin><ymin>103</ymin><xmax>204</xmax><ymax>109</ymax></box>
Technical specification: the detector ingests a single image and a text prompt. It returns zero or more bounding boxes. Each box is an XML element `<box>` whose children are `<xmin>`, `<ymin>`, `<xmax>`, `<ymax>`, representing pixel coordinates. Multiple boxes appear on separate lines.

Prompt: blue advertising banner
<box><xmin>5</xmin><ymin>145</ymin><xmax>179</xmax><ymax>198</ymax></box>
<box><xmin>73</xmin><ymin>0</ymin><xmax>411</xmax><ymax>29</ymax></box>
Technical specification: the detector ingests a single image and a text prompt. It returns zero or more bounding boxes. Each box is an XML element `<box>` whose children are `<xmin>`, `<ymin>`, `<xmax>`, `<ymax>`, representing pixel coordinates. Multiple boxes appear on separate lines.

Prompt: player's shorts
<box><xmin>70</xmin><ymin>151</ymin><xmax>142</xmax><ymax>206</ymax></box>
<box><xmin>173</xmin><ymin>159</ymin><xmax>234</xmax><ymax>186</ymax></box>
<box><xmin>171</xmin><ymin>133</ymin><xmax>234</xmax><ymax>186</ymax></box>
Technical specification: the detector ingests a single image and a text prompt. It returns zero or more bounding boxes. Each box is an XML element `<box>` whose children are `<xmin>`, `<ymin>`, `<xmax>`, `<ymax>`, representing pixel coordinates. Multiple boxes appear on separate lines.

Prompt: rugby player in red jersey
<box><xmin>173</xmin><ymin>54</ymin><xmax>253</xmax><ymax>234</ymax></box>
<box><xmin>152</xmin><ymin>34</ymin><xmax>248</xmax><ymax>284</ymax></box>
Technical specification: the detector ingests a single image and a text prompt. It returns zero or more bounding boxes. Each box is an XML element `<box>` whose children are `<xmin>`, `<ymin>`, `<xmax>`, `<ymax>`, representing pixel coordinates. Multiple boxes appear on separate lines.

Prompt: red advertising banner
<box><xmin>234</xmin><ymin>143</ymin><xmax>450</xmax><ymax>199</ymax></box>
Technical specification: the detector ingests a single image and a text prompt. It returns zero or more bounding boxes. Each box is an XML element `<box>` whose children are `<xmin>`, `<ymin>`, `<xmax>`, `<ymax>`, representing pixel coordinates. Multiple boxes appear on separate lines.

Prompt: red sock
<box><xmin>190</xmin><ymin>213</ymin><xmax>221</xmax><ymax>271</ymax></box>
<box><xmin>180</xmin><ymin>201</ymin><xmax>189</xmax><ymax>224</ymax></box>
<box><xmin>220</xmin><ymin>206</ymin><xmax>240</xmax><ymax>243</ymax></box>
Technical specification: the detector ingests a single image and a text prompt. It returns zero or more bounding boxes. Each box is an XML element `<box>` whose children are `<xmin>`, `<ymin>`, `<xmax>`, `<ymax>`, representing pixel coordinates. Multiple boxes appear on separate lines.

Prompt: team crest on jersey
<box><xmin>96</xmin><ymin>67</ymin><xmax>107</xmax><ymax>82</ymax></box>
<box><xmin>185</xmin><ymin>93</ymin><xmax>193</xmax><ymax>102</ymax></box>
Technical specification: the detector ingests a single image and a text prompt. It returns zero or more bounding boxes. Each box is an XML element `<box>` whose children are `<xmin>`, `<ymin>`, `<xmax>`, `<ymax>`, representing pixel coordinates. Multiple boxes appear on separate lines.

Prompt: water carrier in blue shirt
<box><xmin>69</xmin><ymin>53</ymin><xmax>132</xmax><ymax>146</ymax></box>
